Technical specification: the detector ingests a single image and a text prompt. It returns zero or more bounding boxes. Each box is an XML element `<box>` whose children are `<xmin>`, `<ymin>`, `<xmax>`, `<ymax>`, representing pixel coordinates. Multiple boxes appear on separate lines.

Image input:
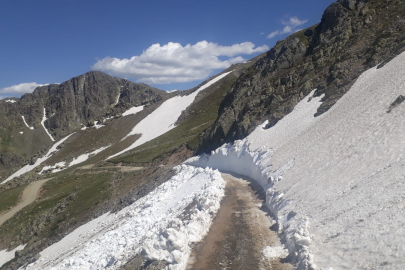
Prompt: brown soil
<box><xmin>0</xmin><ymin>178</ymin><xmax>52</xmax><ymax>227</ymax></box>
<box><xmin>187</xmin><ymin>173</ymin><xmax>292</xmax><ymax>270</ymax></box>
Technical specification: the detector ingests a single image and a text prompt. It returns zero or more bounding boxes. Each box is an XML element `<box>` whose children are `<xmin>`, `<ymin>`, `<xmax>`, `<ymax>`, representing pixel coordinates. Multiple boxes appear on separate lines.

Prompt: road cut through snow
<box><xmin>186</xmin><ymin>51</ymin><xmax>405</xmax><ymax>269</ymax></box>
<box><xmin>188</xmin><ymin>173</ymin><xmax>292</xmax><ymax>270</ymax></box>
<box><xmin>107</xmin><ymin>71</ymin><xmax>233</xmax><ymax>160</ymax></box>
<box><xmin>20</xmin><ymin>165</ymin><xmax>225</xmax><ymax>270</ymax></box>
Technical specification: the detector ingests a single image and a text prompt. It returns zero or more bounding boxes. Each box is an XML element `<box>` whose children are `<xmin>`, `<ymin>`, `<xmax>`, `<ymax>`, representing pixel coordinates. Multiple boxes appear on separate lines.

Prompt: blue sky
<box><xmin>0</xmin><ymin>0</ymin><xmax>335</xmax><ymax>97</ymax></box>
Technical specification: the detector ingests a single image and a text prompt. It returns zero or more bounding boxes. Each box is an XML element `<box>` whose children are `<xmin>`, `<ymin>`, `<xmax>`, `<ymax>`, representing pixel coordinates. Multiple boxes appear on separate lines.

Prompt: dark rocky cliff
<box><xmin>0</xmin><ymin>71</ymin><xmax>169</xmax><ymax>175</ymax></box>
<box><xmin>199</xmin><ymin>0</ymin><xmax>405</xmax><ymax>153</ymax></box>
<box><xmin>18</xmin><ymin>71</ymin><xmax>168</xmax><ymax>140</ymax></box>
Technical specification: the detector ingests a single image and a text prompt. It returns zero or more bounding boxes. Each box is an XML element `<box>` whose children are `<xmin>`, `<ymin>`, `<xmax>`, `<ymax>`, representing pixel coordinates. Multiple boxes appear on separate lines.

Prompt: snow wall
<box><xmin>186</xmin><ymin>51</ymin><xmax>405</xmax><ymax>270</ymax></box>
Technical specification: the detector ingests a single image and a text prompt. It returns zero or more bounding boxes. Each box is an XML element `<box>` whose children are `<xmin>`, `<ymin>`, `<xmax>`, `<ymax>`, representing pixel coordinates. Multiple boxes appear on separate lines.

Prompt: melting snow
<box><xmin>107</xmin><ymin>71</ymin><xmax>233</xmax><ymax>160</ymax></box>
<box><xmin>187</xmin><ymin>52</ymin><xmax>405</xmax><ymax>269</ymax></box>
<box><xmin>41</xmin><ymin>108</ymin><xmax>55</xmax><ymax>141</ymax></box>
<box><xmin>21</xmin><ymin>116</ymin><xmax>34</xmax><ymax>130</ymax></box>
<box><xmin>39</xmin><ymin>145</ymin><xmax>111</xmax><ymax>174</ymax></box>
<box><xmin>69</xmin><ymin>145</ymin><xmax>110</xmax><ymax>167</ymax></box>
<box><xmin>122</xmin><ymin>105</ymin><xmax>144</xmax><ymax>117</ymax></box>
<box><xmin>22</xmin><ymin>165</ymin><xmax>225</xmax><ymax>270</ymax></box>
<box><xmin>2</xmin><ymin>134</ymin><xmax>74</xmax><ymax>184</ymax></box>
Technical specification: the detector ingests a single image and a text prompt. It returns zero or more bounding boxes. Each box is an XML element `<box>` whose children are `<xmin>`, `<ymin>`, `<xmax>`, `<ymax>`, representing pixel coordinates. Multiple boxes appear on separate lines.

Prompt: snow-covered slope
<box><xmin>21</xmin><ymin>165</ymin><xmax>224</xmax><ymax>270</ymax></box>
<box><xmin>107</xmin><ymin>71</ymin><xmax>233</xmax><ymax>159</ymax></box>
<box><xmin>187</xmin><ymin>52</ymin><xmax>405</xmax><ymax>269</ymax></box>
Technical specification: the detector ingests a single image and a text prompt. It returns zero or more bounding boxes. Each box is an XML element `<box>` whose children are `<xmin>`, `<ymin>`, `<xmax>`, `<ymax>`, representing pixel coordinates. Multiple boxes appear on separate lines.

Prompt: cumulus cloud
<box><xmin>0</xmin><ymin>82</ymin><xmax>47</xmax><ymax>95</ymax></box>
<box><xmin>267</xmin><ymin>16</ymin><xmax>308</xmax><ymax>39</ymax></box>
<box><xmin>92</xmin><ymin>41</ymin><xmax>269</xmax><ymax>84</ymax></box>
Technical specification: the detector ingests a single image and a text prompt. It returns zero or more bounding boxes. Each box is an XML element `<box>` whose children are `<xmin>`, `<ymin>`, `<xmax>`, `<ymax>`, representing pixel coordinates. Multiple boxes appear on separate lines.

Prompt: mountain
<box><xmin>199</xmin><ymin>0</ymin><xmax>405</xmax><ymax>152</ymax></box>
<box><xmin>1</xmin><ymin>0</ymin><xmax>405</xmax><ymax>269</ymax></box>
<box><xmin>0</xmin><ymin>71</ymin><xmax>170</xmax><ymax>179</ymax></box>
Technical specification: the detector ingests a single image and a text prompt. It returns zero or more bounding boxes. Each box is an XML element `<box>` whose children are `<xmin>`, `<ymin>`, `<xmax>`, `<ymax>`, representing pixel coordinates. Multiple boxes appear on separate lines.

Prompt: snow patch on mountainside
<box><xmin>186</xmin><ymin>52</ymin><xmax>405</xmax><ymax>270</ymax></box>
<box><xmin>107</xmin><ymin>71</ymin><xmax>233</xmax><ymax>160</ymax></box>
<box><xmin>2</xmin><ymin>133</ymin><xmax>74</xmax><ymax>184</ymax></box>
<box><xmin>122</xmin><ymin>105</ymin><xmax>144</xmax><ymax>116</ymax></box>
<box><xmin>41</xmin><ymin>108</ymin><xmax>55</xmax><ymax>141</ymax></box>
<box><xmin>22</xmin><ymin>165</ymin><xmax>225</xmax><ymax>270</ymax></box>
<box><xmin>39</xmin><ymin>145</ymin><xmax>111</xmax><ymax>174</ymax></box>
<box><xmin>21</xmin><ymin>116</ymin><xmax>34</xmax><ymax>130</ymax></box>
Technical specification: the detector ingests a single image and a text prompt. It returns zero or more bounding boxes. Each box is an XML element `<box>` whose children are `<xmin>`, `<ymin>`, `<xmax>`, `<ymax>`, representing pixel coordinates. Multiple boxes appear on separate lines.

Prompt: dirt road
<box><xmin>0</xmin><ymin>178</ymin><xmax>52</xmax><ymax>226</ymax></box>
<box><xmin>188</xmin><ymin>173</ymin><xmax>292</xmax><ymax>270</ymax></box>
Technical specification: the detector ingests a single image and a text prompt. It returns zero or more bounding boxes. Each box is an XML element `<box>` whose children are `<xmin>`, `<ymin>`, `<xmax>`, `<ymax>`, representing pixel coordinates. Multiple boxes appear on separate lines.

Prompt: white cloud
<box><xmin>267</xmin><ymin>16</ymin><xmax>308</xmax><ymax>39</ymax></box>
<box><xmin>0</xmin><ymin>82</ymin><xmax>47</xmax><ymax>95</ymax></box>
<box><xmin>92</xmin><ymin>41</ymin><xmax>269</xmax><ymax>84</ymax></box>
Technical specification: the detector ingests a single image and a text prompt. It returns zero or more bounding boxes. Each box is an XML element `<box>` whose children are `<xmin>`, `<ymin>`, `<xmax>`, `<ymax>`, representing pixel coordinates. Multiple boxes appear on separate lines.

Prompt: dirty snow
<box><xmin>0</xmin><ymin>245</ymin><xmax>26</xmax><ymax>267</ymax></box>
<box><xmin>21</xmin><ymin>116</ymin><xmax>34</xmax><ymax>130</ymax></box>
<box><xmin>186</xmin><ymin>52</ymin><xmax>405</xmax><ymax>270</ymax></box>
<box><xmin>107</xmin><ymin>71</ymin><xmax>233</xmax><ymax>159</ymax></box>
<box><xmin>41</xmin><ymin>108</ymin><xmax>55</xmax><ymax>141</ymax></box>
<box><xmin>262</xmin><ymin>246</ymin><xmax>288</xmax><ymax>259</ymax></box>
<box><xmin>2</xmin><ymin>134</ymin><xmax>74</xmax><ymax>184</ymax></box>
<box><xmin>122</xmin><ymin>105</ymin><xmax>144</xmax><ymax>116</ymax></box>
<box><xmin>21</xmin><ymin>165</ymin><xmax>225</xmax><ymax>270</ymax></box>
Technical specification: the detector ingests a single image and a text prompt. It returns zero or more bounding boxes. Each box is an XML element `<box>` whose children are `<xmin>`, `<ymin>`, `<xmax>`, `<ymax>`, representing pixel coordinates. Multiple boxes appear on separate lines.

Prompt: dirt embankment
<box><xmin>188</xmin><ymin>173</ymin><xmax>292</xmax><ymax>270</ymax></box>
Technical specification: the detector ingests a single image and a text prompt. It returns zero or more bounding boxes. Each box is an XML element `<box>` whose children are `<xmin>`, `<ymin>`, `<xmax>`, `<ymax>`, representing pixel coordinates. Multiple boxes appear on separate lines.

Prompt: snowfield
<box><xmin>186</xmin><ymin>52</ymin><xmax>405</xmax><ymax>269</ymax></box>
<box><xmin>107</xmin><ymin>71</ymin><xmax>233</xmax><ymax>159</ymax></box>
<box><xmin>21</xmin><ymin>165</ymin><xmax>225</xmax><ymax>270</ymax></box>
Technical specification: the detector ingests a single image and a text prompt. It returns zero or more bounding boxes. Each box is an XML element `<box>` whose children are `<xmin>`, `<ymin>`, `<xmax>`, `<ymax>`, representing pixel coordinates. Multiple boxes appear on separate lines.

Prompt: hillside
<box><xmin>0</xmin><ymin>0</ymin><xmax>405</xmax><ymax>269</ymax></box>
<box><xmin>199</xmin><ymin>0</ymin><xmax>405</xmax><ymax>152</ymax></box>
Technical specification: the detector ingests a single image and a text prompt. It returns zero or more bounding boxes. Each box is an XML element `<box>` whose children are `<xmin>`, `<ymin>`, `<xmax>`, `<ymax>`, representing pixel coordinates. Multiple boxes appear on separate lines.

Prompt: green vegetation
<box><xmin>0</xmin><ymin>184</ymin><xmax>26</xmax><ymax>214</ymax></box>
<box><xmin>110</xmin><ymin>74</ymin><xmax>238</xmax><ymax>165</ymax></box>
<box><xmin>0</xmin><ymin>171</ymin><xmax>111</xmax><ymax>245</ymax></box>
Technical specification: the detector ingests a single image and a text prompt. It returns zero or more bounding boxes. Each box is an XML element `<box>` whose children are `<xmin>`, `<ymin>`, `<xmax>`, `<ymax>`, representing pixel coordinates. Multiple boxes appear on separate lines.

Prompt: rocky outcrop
<box><xmin>199</xmin><ymin>0</ymin><xmax>405</xmax><ymax>152</ymax></box>
<box><xmin>18</xmin><ymin>71</ymin><xmax>168</xmax><ymax>140</ymax></box>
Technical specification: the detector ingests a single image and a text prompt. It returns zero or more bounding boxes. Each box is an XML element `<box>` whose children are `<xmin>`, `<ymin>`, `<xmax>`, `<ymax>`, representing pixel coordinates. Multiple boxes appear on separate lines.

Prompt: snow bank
<box><xmin>0</xmin><ymin>245</ymin><xmax>26</xmax><ymax>267</ymax></box>
<box><xmin>2</xmin><ymin>134</ymin><xmax>74</xmax><ymax>184</ymax></box>
<box><xmin>107</xmin><ymin>71</ymin><xmax>233</xmax><ymax>159</ymax></box>
<box><xmin>122</xmin><ymin>105</ymin><xmax>144</xmax><ymax>116</ymax></box>
<box><xmin>22</xmin><ymin>165</ymin><xmax>225</xmax><ymax>270</ymax></box>
<box><xmin>41</xmin><ymin>108</ymin><xmax>55</xmax><ymax>141</ymax></box>
<box><xmin>186</xmin><ymin>52</ymin><xmax>405</xmax><ymax>270</ymax></box>
<box><xmin>22</xmin><ymin>116</ymin><xmax>34</xmax><ymax>130</ymax></box>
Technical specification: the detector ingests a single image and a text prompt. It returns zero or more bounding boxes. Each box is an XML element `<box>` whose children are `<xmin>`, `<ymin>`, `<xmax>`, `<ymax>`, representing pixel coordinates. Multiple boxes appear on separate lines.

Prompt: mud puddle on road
<box><xmin>0</xmin><ymin>178</ymin><xmax>52</xmax><ymax>226</ymax></box>
<box><xmin>187</xmin><ymin>173</ymin><xmax>292</xmax><ymax>270</ymax></box>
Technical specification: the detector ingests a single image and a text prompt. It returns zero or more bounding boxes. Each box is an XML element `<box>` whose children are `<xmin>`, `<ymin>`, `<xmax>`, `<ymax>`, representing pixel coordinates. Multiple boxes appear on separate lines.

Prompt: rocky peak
<box><xmin>198</xmin><ymin>0</ymin><xmax>405</xmax><ymax>153</ymax></box>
